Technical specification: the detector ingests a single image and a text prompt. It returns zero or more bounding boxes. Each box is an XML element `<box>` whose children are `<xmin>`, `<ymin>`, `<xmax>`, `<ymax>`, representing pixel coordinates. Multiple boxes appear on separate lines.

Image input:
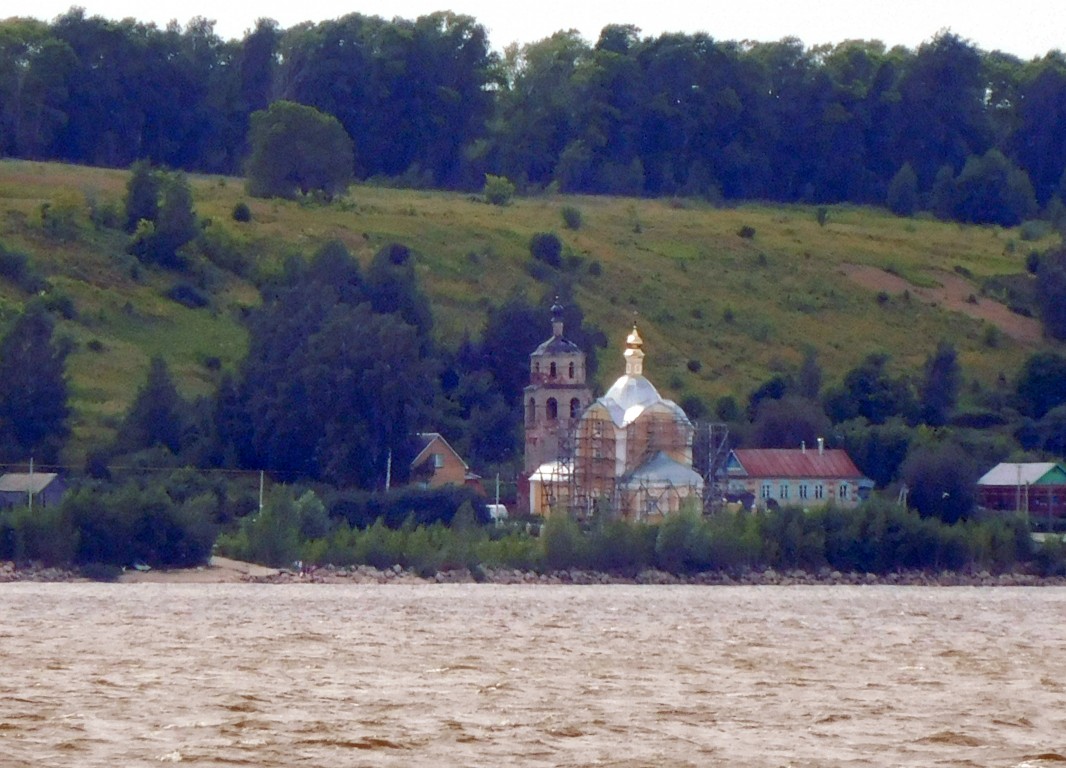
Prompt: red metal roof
<box><xmin>731</xmin><ymin>449</ymin><xmax>863</xmax><ymax>480</ymax></box>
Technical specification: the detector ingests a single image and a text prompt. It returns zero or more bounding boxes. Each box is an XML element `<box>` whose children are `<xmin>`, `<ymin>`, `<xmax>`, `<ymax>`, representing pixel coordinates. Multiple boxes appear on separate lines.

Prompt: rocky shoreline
<box><xmin>3</xmin><ymin>559</ymin><xmax>1065</xmax><ymax>587</ymax></box>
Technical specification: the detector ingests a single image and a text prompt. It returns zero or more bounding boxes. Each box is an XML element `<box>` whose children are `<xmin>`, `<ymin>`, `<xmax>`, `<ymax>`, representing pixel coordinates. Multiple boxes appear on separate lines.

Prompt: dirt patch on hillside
<box><xmin>841</xmin><ymin>264</ymin><xmax>1042</xmax><ymax>344</ymax></box>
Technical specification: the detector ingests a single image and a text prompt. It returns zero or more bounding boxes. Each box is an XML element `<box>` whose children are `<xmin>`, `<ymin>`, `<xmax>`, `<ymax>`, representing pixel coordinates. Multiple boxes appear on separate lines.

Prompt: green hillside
<box><xmin>0</xmin><ymin>159</ymin><xmax>1061</xmax><ymax>463</ymax></box>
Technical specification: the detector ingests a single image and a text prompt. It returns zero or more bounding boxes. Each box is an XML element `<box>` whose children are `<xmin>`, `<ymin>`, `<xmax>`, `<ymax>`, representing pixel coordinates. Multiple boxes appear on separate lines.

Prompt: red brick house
<box><xmin>410</xmin><ymin>432</ymin><xmax>482</xmax><ymax>491</ymax></box>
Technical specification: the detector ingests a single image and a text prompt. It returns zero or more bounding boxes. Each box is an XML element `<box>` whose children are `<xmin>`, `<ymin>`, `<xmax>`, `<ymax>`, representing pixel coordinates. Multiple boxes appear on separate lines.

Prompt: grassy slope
<box><xmin>0</xmin><ymin>159</ymin><xmax>1061</xmax><ymax>464</ymax></box>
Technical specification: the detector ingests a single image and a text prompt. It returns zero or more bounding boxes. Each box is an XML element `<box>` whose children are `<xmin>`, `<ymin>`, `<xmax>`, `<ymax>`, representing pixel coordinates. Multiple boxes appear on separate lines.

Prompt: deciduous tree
<box><xmin>245</xmin><ymin>100</ymin><xmax>354</xmax><ymax>199</ymax></box>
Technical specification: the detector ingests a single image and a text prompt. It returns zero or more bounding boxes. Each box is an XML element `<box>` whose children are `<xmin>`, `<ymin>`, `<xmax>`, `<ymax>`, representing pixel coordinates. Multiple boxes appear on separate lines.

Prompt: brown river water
<box><xmin>1</xmin><ymin>584</ymin><xmax>1065</xmax><ymax>768</ymax></box>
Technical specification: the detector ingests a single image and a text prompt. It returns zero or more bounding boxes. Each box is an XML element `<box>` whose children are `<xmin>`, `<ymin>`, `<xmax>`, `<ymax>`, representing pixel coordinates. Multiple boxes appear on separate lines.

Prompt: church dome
<box><xmin>532</xmin><ymin>296</ymin><xmax>583</xmax><ymax>356</ymax></box>
<box><xmin>601</xmin><ymin>374</ymin><xmax>662</xmax><ymax>426</ymax></box>
<box><xmin>597</xmin><ymin>321</ymin><xmax>671</xmax><ymax>426</ymax></box>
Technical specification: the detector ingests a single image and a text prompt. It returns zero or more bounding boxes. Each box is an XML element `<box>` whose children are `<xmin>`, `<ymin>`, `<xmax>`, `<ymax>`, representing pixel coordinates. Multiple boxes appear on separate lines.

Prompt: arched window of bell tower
<box><xmin>547</xmin><ymin>398</ymin><xmax>558</xmax><ymax>420</ymax></box>
<box><xmin>549</xmin><ymin>361</ymin><xmax>557</xmax><ymax>378</ymax></box>
<box><xmin>527</xmin><ymin>398</ymin><xmax>536</xmax><ymax>423</ymax></box>
<box><xmin>568</xmin><ymin>361</ymin><xmax>575</xmax><ymax>379</ymax></box>
<box><xmin>570</xmin><ymin>398</ymin><xmax>581</xmax><ymax>419</ymax></box>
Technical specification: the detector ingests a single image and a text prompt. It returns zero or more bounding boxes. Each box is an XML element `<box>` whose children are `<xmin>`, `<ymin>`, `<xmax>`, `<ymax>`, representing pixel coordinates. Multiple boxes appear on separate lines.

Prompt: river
<box><xmin>1</xmin><ymin>584</ymin><xmax>1064</xmax><ymax>767</ymax></box>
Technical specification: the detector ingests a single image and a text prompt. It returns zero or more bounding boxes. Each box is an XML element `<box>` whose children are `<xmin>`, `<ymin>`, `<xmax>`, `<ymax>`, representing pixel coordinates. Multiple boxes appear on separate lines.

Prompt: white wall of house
<box><xmin>730</xmin><ymin>478</ymin><xmax>858</xmax><ymax>507</ymax></box>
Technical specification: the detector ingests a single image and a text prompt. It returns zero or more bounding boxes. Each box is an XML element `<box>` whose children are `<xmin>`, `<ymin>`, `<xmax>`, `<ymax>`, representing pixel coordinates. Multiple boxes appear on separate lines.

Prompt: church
<box><xmin>524</xmin><ymin>303</ymin><xmax>703</xmax><ymax>521</ymax></box>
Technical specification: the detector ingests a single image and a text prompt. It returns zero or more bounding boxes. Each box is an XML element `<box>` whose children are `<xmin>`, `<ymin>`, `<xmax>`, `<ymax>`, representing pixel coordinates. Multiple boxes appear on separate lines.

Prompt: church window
<box><xmin>527</xmin><ymin>398</ymin><xmax>536</xmax><ymax>423</ymax></box>
<box><xmin>568</xmin><ymin>361</ymin><xmax>575</xmax><ymax>379</ymax></box>
<box><xmin>550</xmin><ymin>362</ymin><xmax>557</xmax><ymax>378</ymax></box>
<box><xmin>547</xmin><ymin>398</ymin><xmax>558</xmax><ymax>420</ymax></box>
<box><xmin>570</xmin><ymin>398</ymin><xmax>581</xmax><ymax>419</ymax></box>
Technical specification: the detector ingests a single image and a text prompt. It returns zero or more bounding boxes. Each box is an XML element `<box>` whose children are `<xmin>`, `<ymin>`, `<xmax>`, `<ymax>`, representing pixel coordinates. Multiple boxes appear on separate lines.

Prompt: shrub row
<box><xmin>218</xmin><ymin>495</ymin><xmax>1066</xmax><ymax>578</ymax></box>
<box><xmin>6</xmin><ymin>484</ymin><xmax>1063</xmax><ymax>578</ymax></box>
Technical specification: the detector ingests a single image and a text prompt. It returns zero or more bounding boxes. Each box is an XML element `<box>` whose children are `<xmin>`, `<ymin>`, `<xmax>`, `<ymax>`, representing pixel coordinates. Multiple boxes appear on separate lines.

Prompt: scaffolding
<box><xmin>692</xmin><ymin>421</ymin><xmax>731</xmax><ymax>514</ymax></box>
<box><xmin>530</xmin><ymin>409</ymin><xmax>718</xmax><ymax>522</ymax></box>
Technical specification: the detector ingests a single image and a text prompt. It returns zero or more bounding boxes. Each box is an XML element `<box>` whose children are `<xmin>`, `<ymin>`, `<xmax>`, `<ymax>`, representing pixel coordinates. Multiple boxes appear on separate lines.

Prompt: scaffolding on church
<box><xmin>530</xmin><ymin>409</ymin><xmax>710</xmax><ymax>523</ymax></box>
<box><xmin>693</xmin><ymin>421</ymin><xmax>731</xmax><ymax>514</ymax></box>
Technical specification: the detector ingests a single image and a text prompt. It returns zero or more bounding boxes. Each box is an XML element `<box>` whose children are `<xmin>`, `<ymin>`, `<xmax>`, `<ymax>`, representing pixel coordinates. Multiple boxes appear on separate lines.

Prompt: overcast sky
<box><xmin>4</xmin><ymin>0</ymin><xmax>1063</xmax><ymax>59</ymax></box>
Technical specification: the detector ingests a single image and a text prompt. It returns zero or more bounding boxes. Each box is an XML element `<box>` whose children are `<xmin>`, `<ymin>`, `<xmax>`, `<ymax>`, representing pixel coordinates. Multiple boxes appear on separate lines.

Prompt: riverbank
<box><xmin>3</xmin><ymin>558</ymin><xmax>1065</xmax><ymax>586</ymax></box>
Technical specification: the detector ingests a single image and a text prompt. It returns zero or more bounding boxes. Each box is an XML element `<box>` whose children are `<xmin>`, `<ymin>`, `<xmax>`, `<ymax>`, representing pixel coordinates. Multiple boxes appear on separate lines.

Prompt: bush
<box><xmin>87</xmin><ymin>193</ymin><xmax>123</xmax><ymax>230</ymax></box>
<box><xmin>1036</xmin><ymin>248</ymin><xmax>1066</xmax><ymax>341</ymax></box>
<box><xmin>737</xmin><ymin>225</ymin><xmax>756</xmax><ymax>239</ymax></box>
<box><xmin>1020</xmin><ymin>220</ymin><xmax>1051</xmax><ymax>241</ymax></box>
<box><xmin>79</xmin><ymin>562</ymin><xmax>124</xmax><ymax>582</ymax></box>
<box><xmin>59</xmin><ymin>481</ymin><xmax>216</xmax><ymax>567</ymax></box>
<box><xmin>0</xmin><ymin>244</ymin><xmax>48</xmax><ymax>293</ymax></box>
<box><xmin>529</xmin><ymin>232</ymin><xmax>563</xmax><ymax>268</ymax></box>
<box><xmin>952</xmin><ymin>150</ymin><xmax>1037</xmax><ymax>227</ymax></box>
<box><xmin>165</xmin><ymin>283</ymin><xmax>209</xmax><ymax>309</ymax></box>
<box><xmin>586</xmin><ymin>520</ymin><xmax>656</xmax><ymax>575</ymax></box>
<box><xmin>655</xmin><ymin>508</ymin><xmax>707</xmax><ymax>573</ymax></box>
<box><xmin>542</xmin><ymin>514</ymin><xmax>586</xmax><ymax>570</ymax></box>
<box><xmin>899</xmin><ymin>442</ymin><xmax>978</xmax><ymax>524</ymax></box>
<box><xmin>232</xmin><ymin>202</ymin><xmax>252</xmax><ymax>222</ymax></box>
<box><xmin>198</xmin><ymin>223</ymin><xmax>250</xmax><ymax>276</ymax></box>
<box><xmin>328</xmin><ymin>486</ymin><xmax>487</xmax><ymax>530</ymax></box>
<box><xmin>1027</xmin><ymin>251</ymin><xmax>1041</xmax><ymax>274</ymax></box>
<box><xmin>886</xmin><ymin>163</ymin><xmax>919</xmax><ymax>216</ymax></box>
<box><xmin>39</xmin><ymin>191</ymin><xmax>85</xmax><ymax>240</ymax></box>
<box><xmin>40</xmin><ymin>291</ymin><xmax>77</xmax><ymax>320</ymax></box>
<box><xmin>483</xmin><ymin>174</ymin><xmax>515</xmax><ymax>206</ymax></box>
<box><xmin>561</xmin><ymin>205</ymin><xmax>583</xmax><ymax>230</ymax></box>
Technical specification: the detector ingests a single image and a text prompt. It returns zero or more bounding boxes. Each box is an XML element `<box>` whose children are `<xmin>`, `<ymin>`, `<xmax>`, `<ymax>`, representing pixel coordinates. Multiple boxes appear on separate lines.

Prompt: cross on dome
<box><xmin>624</xmin><ymin>321</ymin><xmax>644</xmax><ymax>376</ymax></box>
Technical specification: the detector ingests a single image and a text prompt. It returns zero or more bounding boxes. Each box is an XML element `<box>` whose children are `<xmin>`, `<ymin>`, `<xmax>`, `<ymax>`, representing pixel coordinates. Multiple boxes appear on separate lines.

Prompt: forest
<box><xmin>2</xmin><ymin>9</ymin><xmax>1066</xmax><ymax>226</ymax></box>
<box><xmin>3</xmin><ymin>10</ymin><xmax>1066</xmax><ymax>576</ymax></box>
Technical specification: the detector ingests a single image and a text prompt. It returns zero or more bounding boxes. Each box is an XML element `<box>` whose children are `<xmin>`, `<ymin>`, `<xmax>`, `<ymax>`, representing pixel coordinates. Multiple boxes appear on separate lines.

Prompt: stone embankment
<box><xmin>248</xmin><ymin>563</ymin><xmax>1066</xmax><ymax>587</ymax></box>
<box><xmin>0</xmin><ymin>561</ymin><xmax>82</xmax><ymax>582</ymax></box>
<box><xmin>3</xmin><ymin>559</ymin><xmax>1065</xmax><ymax>586</ymax></box>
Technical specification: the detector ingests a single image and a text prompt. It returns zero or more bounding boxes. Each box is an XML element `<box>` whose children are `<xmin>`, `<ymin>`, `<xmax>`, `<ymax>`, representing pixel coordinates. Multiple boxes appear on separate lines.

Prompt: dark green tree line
<box><xmin>3</xmin><ymin>14</ymin><xmax>1066</xmax><ymax>220</ymax></box>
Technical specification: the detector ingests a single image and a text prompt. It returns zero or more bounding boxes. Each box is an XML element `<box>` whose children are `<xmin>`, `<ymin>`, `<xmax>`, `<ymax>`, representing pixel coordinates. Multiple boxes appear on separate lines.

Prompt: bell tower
<box><xmin>522</xmin><ymin>299</ymin><xmax>593</xmax><ymax>475</ymax></box>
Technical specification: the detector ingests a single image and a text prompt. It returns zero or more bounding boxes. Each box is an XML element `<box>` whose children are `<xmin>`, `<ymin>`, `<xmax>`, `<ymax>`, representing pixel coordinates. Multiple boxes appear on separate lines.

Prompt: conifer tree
<box><xmin>0</xmin><ymin>303</ymin><xmax>69</xmax><ymax>463</ymax></box>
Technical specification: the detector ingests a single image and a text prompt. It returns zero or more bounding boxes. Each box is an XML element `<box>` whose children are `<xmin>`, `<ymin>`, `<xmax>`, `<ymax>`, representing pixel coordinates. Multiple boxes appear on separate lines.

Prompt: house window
<box><xmin>550</xmin><ymin>362</ymin><xmax>557</xmax><ymax>378</ymax></box>
<box><xmin>569</xmin><ymin>361</ymin><xmax>575</xmax><ymax>379</ymax></box>
<box><xmin>814</xmin><ymin>484</ymin><xmax>824</xmax><ymax>500</ymax></box>
<box><xmin>779</xmin><ymin>483</ymin><xmax>789</xmax><ymax>500</ymax></box>
<box><xmin>839</xmin><ymin>483</ymin><xmax>849</xmax><ymax>500</ymax></box>
<box><xmin>570</xmin><ymin>398</ymin><xmax>581</xmax><ymax>419</ymax></box>
<box><xmin>761</xmin><ymin>483</ymin><xmax>771</xmax><ymax>499</ymax></box>
<box><xmin>799</xmin><ymin>484</ymin><xmax>809</xmax><ymax>499</ymax></box>
<box><xmin>547</xmin><ymin>398</ymin><xmax>558</xmax><ymax>420</ymax></box>
<box><xmin>433</xmin><ymin>453</ymin><xmax>445</xmax><ymax>469</ymax></box>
